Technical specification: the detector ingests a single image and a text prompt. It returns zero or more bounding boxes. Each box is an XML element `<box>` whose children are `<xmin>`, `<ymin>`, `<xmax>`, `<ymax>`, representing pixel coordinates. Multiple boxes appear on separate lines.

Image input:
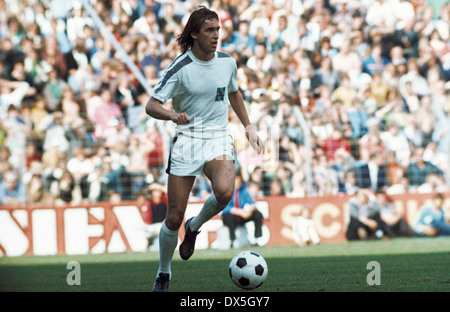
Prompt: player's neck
<box><xmin>190</xmin><ymin>45</ymin><xmax>215</xmax><ymax>62</ymax></box>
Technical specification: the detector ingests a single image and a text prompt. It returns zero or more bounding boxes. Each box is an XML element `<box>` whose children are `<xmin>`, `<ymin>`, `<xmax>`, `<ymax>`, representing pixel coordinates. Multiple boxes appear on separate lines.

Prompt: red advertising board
<box><xmin>0</xmin><ymin>192</ymin><xmax>448</xmax><ymax>256</ymax></box>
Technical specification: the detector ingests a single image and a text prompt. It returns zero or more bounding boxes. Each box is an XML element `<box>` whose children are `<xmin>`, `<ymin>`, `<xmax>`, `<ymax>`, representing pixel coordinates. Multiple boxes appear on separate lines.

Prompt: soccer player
<box><xmin>145</xmin><ymin>7</ymin><xmax>265</xmax><ymax>292</ymax></box>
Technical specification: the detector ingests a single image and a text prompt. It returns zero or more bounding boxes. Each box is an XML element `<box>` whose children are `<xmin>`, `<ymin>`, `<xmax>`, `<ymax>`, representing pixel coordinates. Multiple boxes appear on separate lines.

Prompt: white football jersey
<box><xmin>152</xmin><ymin>50</ymin><xmax>238</xmax><ymax>138</ymax></box>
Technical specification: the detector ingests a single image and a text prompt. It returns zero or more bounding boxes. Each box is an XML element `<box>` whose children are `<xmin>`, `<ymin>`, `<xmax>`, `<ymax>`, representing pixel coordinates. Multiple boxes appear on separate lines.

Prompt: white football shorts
<box><xmin>166</xmin><ymin>132</ymin><xmax>235</xmax><ymax>176</ymax></box>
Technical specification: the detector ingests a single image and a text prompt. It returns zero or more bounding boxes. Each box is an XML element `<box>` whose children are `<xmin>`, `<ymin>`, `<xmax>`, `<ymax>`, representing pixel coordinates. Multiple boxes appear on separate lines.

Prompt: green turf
<box><xmin>0</xmin><ymin>237</ymin><xmax>449</xmax><ymax>292</ymax></box>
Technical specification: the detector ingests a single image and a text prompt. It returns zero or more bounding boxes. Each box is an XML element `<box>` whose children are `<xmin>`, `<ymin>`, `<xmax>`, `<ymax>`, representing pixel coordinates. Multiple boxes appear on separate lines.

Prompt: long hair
<box><xmin>177</xmin><ymin>6</ymin><xmax>219</xmax><ymax>53</ymax></box>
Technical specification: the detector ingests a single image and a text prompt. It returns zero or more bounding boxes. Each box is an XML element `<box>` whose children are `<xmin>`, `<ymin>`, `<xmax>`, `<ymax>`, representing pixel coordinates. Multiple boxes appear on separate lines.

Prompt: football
<box><xmin>229</xmin><ymin>251</ymin><xmax>268</xmax><ymax>290</ymax></box>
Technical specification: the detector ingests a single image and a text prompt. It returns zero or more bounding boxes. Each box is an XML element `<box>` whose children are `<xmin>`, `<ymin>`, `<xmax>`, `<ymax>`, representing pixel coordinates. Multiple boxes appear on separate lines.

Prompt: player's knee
<box><xmin>165</xmin><ymin>209</ymin><xmax>184</xmax><ymax>230</ymax></box>
<box><xmin>214</xmin><ymin>188</ymin><xmax>233</xmax><ymax>207</ymax></box>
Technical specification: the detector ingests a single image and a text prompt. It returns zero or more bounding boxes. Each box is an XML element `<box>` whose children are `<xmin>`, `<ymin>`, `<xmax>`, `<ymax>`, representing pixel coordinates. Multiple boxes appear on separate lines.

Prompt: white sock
<box><xmin>157</xmin><ymin>222</ymin><xmax>178</xmax><ymax>279</ymax></box>
<box><xmin>189</xmin><ymin>193</ymin><xmax>227</xmax><ymax>232</ymax></box>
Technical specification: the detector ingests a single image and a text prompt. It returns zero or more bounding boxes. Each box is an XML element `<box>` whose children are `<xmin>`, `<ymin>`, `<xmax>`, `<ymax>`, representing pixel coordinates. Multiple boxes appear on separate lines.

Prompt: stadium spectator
<box><xmin>2</xmin><ymin>104</ymin><xmax>28</xmax><ymax>171</ymax></box>
<box><xmin>414</xmin><ymin>95</ymin><xmax>437</xmax><ymax>146</ymax></box>
<box><xmin>399</xmin><ymin>58</ymin><xmax>430</xmax><ymax>98</ymax></box>
<box><xmin>330</xmin><ymin>147</ymin><xmax>356</xmax><ymax>193</ymax></box>
<box><xmin>405</xmin><ymin>147</ymin><xmax>443</xmax><ymax>189</ymax></box>
<box><xmin>346</xmin><ymin>98</ymin><xmax>369</xmax><ymax>139</ymax></box>
<box><xmin>70</xmin><ymin>39</ymin><xmax>90</xmax><ymax>72</ymax></box>
<box><xmin>229</xmin><ymin>20</ymin><xmax>257</xmax><ymax>56</ymax></box>
<box><xmin>91</xmin><ymin>87</ymin><xmax>124</xmax><ymax>139</ymax></box>
<box><xmin>139</xmin><ymin>38</ymin><xmax>163</xmax><ymax>76</ymax></box>
<box><xmin>270</xmin><ymin>45</ymin><xmax>292</xmax><ymax>78</ymax></box>
<box><xmin>65</xmin><ymin>118</ymin><xmax>95</xmax><ymax>159</ymax></box>
<box><xmin>403</xmin><ymin>115</ymin><xmax>425</xmax><ymax>148</ymax></box>
<box><xmin>66</xmin><ymin>4</ymin><xmax>94</xmax><ymax>45</ymax></box>
<box><xmin>349</xmin><ymin>60</ymin><xmax>372</xmax><ymax>93</ymax></box>
<box><xmin>311</xmin><ymin>55</ymin><xmax>340</xmax><ymax>95</ymax></box>
<box><xmin>330</xmin><ymin>74</ymin><xmax>357</xmax><ymax>111</ymax></box>
<box><xmin>379</xmin><ymin>122</ymin><xmax>411</xmax><ymax>168</ymax></box>
<box><xmin>42</xmin><ymin>67</ymin><xmax>68</xmax><ymax>112</ymax></box>
<box><xmin>269</xmin><ymin>177</ymin><xmax>285</xmax><ymax>196</ymax></box>
<box><xmin>246</xmin><ymin>43</ymin><xmax>272</xmax><ymax>74</ymax></box>
<box><xmin>60</xmin><ymin>86</ymin><xmax>83</xmax><ymax>127</ymax></box>
<box><xmin>26</xmin><ymin>173</ymin><xmax>52</xmax><ymax>205</ymax></box>
<box><xmin>108</xmin><ymin>189</ymin><xmax>122</xmax><ymax>204</ymax></box>
<box><xmin>313</xmin><ymin>154</ymin><xmax>339</xmax><ymax>196</ymax></box>
<box><xmin>0</xmin><ymin>79</ymin><xmax>32</xmax><ymax>120</ymax></box>
<box><xmin>0</xmin><ymin>0</ymin><xmax>448</xmax><ymax>207</ymax></box>
<box><xmin>431</xmin><ymin>110</ymin><xmax>450</xmax><ymax>158</ymax></box>
<box><xmin>362</xmin><ymin>44</ymin><xmax>389</xmax><ymax>76</ymax></box>
<box><xmin>343</xmin><ymin>171</ymin><xmax>359</xmax><ymax>195</ymax></box>
<box><xmin>144</xmin><ymin>122</ymin><xmax>165</xmax><ymax>173</ymax></box>
<box><xmin>103</xmin><ymin>118</ymin><xmax>130</xmax><ymax>150</ymax></box>
<box><xmin>49</xmin><ymin>170</ymin><xmax>75</xmax><ymax>206</ymax></box>
<box><xmin>139</xmin><ymin>183</ymin><xmax>168</xmax><ymax>250</ymax></box>
<box><xmin>331</xmin><ymin>39</ymin><xmax>360</xmax><ymax>75</ymax></box>
<box><xmin>401</xmin><ymin>81</ymin><xmax>420</xmax><ymax>114</ymax></box>
<box><xmin>221</xmin><ymin>170</ymin><xmax>264</xmax><ymax>248</ymax></box>
<box><xmin>414</xmin><ymin>193</ymin><xmax>450</xmax><ymax>237</ymax></box>
<box><xmin>0</xmin><ymin>170</ymin><xmax>25</xmax><ymax>205</ymax></box>
<box><xmin>82</xmin><ymin>162</ymin><xmax>109</xmax><ymax>203</ymax></box>
<box><xmin>40</xmin><ymin>35</ymin><xmax>68</xmax><ymax>80</ymax></box>
<box><xmin>29</xmin><ymin>95</ymin><xmax>49</xmax><ymax>141</ymax></box>
<box><xmin>267</xmin><ymin>14</ymin><xmax>294</xmax><ymax>52</ymax></box>
<box><xmin>355</xmin><ymin>152</ymin><xmax>389</xmax><ymax>193</ymax></box>
<box><xmin>376</xmin><ymin>191</ymin><xmax>413</xmax><ymax>237</ymax></box>
<box><xmin>100</xmin><ymin>149</ymin><xmax>127</xmax><ymax>199</ymax></box>
<box><xmin>24</xmin><ymin>143</ymin><xmax>41</xmax><ymax>171</ymax></box>
<box><xmin>416</xmin><ymin>172</ymin><xmax>449</xmax><ymax>194</ymax></box>
<box><xmin>248</xmin><ymin>165</ymin><xmax>270</xmax><ymax>196</ymax></box>
<box><xmin>346</xmin><ymin>189</ymin><xmax>394</xmax><ymax>240</ymax></box>
<box><xmin>322</xmin><ymin>126</ymin><xmax>351</xmax><ymax>162</ymax></box>
<box><xmin>291</xmin><ymin>205</ymin><xmax>320</xmax><ymax>247</ymax></box>
<box><xmin>42</xmin><ymin>111</ymin><xmax>70</xmax><ymax>155</ymax></box>
<box><xmin>125</xmin><ymin>133</ymin><xmax>152</xmax><ymax>198</ymax></box>
<box><xmin>129</xmin><ymin>7</ymin><xmax>163</xmax><ymax>45</ymax></box>
<box><xmin>67</xmin><ymin>146</ymin><xmax>94</xmax><ymax>184</ymax></box>
<box><xmin>318</xmin><ymin>36</ymin><xmax>338</xmax><ymax>59</ymax></box>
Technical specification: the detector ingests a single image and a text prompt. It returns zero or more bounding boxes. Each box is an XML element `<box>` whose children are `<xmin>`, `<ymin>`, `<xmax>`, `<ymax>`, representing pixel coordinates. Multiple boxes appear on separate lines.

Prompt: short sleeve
<box><xmin>227</xmin><ymin>60</ymin><xmax>239</xmax><ymax>93</ymax></box>
<box><xmin>152</xmin><ymin>71</ymin><xmax>179</xmax><ymax>104</ymax></box>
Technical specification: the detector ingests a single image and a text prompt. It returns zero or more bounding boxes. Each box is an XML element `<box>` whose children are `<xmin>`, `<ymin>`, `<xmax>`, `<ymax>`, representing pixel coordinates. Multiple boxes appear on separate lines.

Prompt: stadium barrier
<box><xmin>0</xmin><ymin>192</ymin><xmax>449</xmax><ymax>257</ymax></box>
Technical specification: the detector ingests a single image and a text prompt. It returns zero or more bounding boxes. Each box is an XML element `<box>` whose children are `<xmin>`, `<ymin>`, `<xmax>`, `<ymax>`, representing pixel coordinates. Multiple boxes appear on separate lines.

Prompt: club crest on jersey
<box><xmin>215</xmin><ymin>87</ymin><xmax>225</xmax><ymax>101</ymax></box>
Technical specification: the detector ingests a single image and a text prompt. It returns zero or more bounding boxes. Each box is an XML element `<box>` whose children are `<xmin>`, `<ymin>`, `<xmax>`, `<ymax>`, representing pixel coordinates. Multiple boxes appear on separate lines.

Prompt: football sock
<box><xmin>189</xmin><ymin>193</ymin><xmax>227</xmax><ymax>232</ymax></box>
<box><xmin>157</xmin><ymin>222</ymin><xmax>178</xmax><ymax>279</ymax></box>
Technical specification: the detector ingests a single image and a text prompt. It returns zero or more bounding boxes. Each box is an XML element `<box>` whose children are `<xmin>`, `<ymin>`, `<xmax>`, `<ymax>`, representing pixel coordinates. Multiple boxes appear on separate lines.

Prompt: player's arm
<box><xmin>228</xmin><ymin>90</ymin><xmax>265</xmax><ymax>154</ymax></box>
<box><xmin>145</xmin><ymin>97</ymin><xmax>190</xmax><ymax>125</ymax></box>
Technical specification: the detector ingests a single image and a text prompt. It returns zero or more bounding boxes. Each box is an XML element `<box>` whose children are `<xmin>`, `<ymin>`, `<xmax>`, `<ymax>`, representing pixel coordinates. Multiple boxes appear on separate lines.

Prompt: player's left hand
<box><xmin>246</xmin><ymin>125</ymin><xmax>265</xmax><ymax>154</ymax></box>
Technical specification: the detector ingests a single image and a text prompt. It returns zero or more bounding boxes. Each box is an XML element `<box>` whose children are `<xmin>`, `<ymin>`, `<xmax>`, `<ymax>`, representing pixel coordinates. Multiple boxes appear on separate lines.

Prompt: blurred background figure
<box><xmin>414</xmin><ymin>193</ymin><xmax>450</xmax><ymax>237</ymax></box>
<box><xmin>291</xmin><ymin>205</ymin><xmax>320</xmax><ymax>247</ymax></box>
<box><xmin>376</xmin><ymin>191</ymin><xmax>413</xmax><ymax>237</ymax></box>
<box><xmin>139</xmin><ymin>183</ymin><xmax>168</xmax><ymax>250</ymax></box>
<box><xmin>346</xmin><ymin>189</ymin><xmax>394</xmax><ymax>240</ymax></box>
<box><xmin>221</xmin><ymin>170</ymin><xmax>264</xmax><ymax>248</ymax></box>
<box><xmin>0</xmin><ymin>170</ymin><xmax>25</xmax><ymax>205</ymax></box>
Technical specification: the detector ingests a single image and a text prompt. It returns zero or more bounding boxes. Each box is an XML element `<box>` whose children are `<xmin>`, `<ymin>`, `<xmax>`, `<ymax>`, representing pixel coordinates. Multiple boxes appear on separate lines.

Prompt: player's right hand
<box><xmin>171</xmin><ymin>112</ymin><xmax>190</xmax><ymax>125</ymax></box>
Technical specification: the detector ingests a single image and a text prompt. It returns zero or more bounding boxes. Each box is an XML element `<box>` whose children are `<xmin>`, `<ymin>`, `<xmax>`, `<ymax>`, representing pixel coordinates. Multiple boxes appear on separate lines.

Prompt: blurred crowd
<box><xmin>0</xmin><ymin>0</ymin><xmax>449</xmax><ymax>207</ymax></box>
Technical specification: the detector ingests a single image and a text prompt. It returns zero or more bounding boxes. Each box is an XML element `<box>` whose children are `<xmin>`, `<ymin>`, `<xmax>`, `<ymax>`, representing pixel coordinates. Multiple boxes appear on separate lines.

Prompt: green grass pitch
<box><xmin>1</xmin><ymin>237</ymin><xmax>449</xmax><ymax>292</ymax></box>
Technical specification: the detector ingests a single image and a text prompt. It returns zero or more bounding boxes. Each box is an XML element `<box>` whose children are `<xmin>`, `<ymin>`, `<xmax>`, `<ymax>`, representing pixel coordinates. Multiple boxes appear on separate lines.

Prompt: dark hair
<box><xmin>176</xmin><ymin>6</ymin><xmax>219</xmax><ymax>53</ymax></box>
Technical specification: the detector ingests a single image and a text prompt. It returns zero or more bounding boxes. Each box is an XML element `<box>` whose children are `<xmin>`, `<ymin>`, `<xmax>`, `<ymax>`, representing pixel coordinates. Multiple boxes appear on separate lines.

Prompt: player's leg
<box><xmin>153</xmin><ymin>174</ymin><xmax>195</xmax><ymax>291</ymax></box>
<box><xmin>190</xmin><ymin>157</ymin><xmax>235</xmax><ymax>231</ymax></box>
<box><xmin>179</xmin><ymin>157</ymin><xmax>235</xmax><ymax>260</ymax></box>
